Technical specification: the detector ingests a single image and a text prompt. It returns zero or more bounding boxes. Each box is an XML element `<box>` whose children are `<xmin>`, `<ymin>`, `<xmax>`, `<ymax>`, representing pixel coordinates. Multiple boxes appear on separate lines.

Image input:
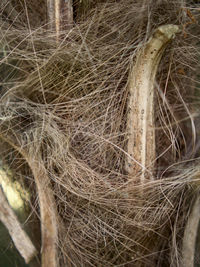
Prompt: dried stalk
<box><xmin>29</xmin><ymin>158</ymin><xmax>58</xmax><ymax>267</ymax></box>
<box><xmin>47</xmin><ymin>0</ymin><xmax>73</xmax><ymax>40</ymax></box>
<box><xmin>47</xmin><ymin>0</ymin><xmax>55</xmax><ymax>31</ymax></box>
<box><xmin>55</xmin><ymin>0</ymin><xmax>61</xmax><ymax>39</ymax></box>
<box><xmin>182</xmin><ymin>195</ymin><xmax>200</xmax><ymax>267</ymax></box>
<box><xmin>0</xmin><ymin>186</ymin><xmax>37</xmax><ymax>263</ymax></box>
<box><xmin>126</xmin><ymin>25</ymin><xmax>180</xmax><ymax>182</ymax></box>
<box><xmin>0</xmin><ymin>133</ymin><xmax>58</xmax><ymax>267</ymax></box>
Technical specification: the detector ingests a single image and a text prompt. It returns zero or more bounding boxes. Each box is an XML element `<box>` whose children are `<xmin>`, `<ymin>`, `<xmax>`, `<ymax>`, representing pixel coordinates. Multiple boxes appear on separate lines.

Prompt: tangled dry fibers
<box><xmin>1</xmin><ymin>0</ymin><xmax>200</xmax><ymax>266</ymax></box>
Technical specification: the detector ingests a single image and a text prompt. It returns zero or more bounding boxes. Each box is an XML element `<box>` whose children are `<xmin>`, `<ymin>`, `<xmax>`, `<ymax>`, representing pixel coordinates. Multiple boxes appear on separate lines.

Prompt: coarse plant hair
<box><xmin>1</xmin><ymin>0</ymin><xmax>200</xmax><ymax>266</ymax></box>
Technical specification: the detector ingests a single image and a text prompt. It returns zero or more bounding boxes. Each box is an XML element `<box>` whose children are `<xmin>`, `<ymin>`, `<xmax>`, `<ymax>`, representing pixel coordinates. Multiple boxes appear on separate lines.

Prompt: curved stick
<box><xmin>0</xmin><ymin>132</ymin><xmax>58</xmax><ymax>267</ymax></box>
<box><xmin>182</xmin><ymin>195</ymin><xmax>200</xmax><ymax>267</ymax></box>
<box><xmin>126</xmin><ymin>25</ymin><xmax>180</xmax><ymax>182</ymax></box>
<box><xmin>27</xmin><ymin>157</ymin><xmax>58</xmax><ymax>267</ymax></box>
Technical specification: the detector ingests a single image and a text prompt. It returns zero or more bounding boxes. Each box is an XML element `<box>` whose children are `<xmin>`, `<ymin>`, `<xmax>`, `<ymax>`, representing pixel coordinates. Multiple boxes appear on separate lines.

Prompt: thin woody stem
<box><xmin>0</xmin><ymin>186</ymin><xmax>37</xmax><ymax>263</ymax></box>
<box><xmin>0</xmin><ymin>132</ymin><xmax>58</xmax><ymax>267</ymax></box>
<box><xmin>47</xmin><ymin>0</ymin><xmax>73</xmax><ymax>40</ymax></box>
<box><xmin>126</xmin><ymin>25</ymin><xmax>180</xmax><ymax>183</ymax></box>
<box><xmin>47</xmin><ymin>0</ymin><xmax>55</xmax><ymax>31</ymax></box>
<box><xmin>182</xmin><ymin>195</ymin><xmax>200</xmax><ymax>267</ymax></box>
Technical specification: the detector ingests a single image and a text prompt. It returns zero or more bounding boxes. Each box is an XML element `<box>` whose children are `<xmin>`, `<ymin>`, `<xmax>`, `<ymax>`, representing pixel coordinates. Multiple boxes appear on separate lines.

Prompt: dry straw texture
<box><xmin>1</xmin><ymin>0</ymin><xmax>200</xmax><ymax>266</ymax></box>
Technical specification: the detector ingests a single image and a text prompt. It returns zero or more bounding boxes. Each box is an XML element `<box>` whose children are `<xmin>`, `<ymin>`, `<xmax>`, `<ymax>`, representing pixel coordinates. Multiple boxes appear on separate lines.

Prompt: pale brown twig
<box><xmin>0</xmin><ymin>133</ymin><xmax>58</xmax><ymax>267</ymax></box>
<box><xmin>47</xmin><ymin>0</ymin><xmax>73</xmax><ymax>41</ymax></box>
<box><xmin>47</xmin><ymin>0</ymin><xmax>55</xmax><ymax>31</ymax></box>
<box><xmin>126</xmin><ymin>25</ymin><xmax>180</xmax><ymax>183</ymax></box>
<box><xmin>182</xmin><ymin>194</ymin><xmax>200</xmax><ymax>267</ymax></box>
<box><xmin>0</xmin><ymin>186</ymin><xmax>37</xmax><ymax>263</ymax></box>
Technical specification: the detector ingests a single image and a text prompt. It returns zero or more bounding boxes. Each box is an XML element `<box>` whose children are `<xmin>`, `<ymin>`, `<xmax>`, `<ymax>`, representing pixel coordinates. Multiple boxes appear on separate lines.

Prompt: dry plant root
<box><xmin>0</xmin><ymin>133</ymin><xmax>58</xmax><ymax>267</ymax></box>
<box><xmin>126</xmin><ymin>24</ymin><xmax>180</xmax><ymax>183</ymax></box>
<box><xmin>0</xmin><ymin>186</ymin><xmax>37</xmax><ymax>263</ymax></box>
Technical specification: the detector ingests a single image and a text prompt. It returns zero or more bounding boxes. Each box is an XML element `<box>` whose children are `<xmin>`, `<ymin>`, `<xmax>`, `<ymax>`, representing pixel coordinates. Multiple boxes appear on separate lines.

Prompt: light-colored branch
<box><xmin>47</xmin><ymin>0</ymin><xmax>73</xmax><ymax>41</ymax></box>
<box><xmin>182</xmin><ymin>195</ymin><xmax>200</xmax><ymax>267</ymax></box>
<box><xmin>29</xmin><ymin>158</ymin><xmax>58</xmax><ymax>267</ymax></box>
<box><xmin>0</xmin><ymin>133</ymin><xmax>58</xmax><ymax>267</ymax></box>
<box><xmin>126</xmin><ymin>25</ymin><xmax>180</xmax><ymax>183</ymax></box>
<box><xmin>0</xmin><ymin>186</ymin><xmax>37</xmax><ymax>263</ymax></box>
<box><xmin>55</xmin><ymin>0</ymin><xmax>61</xmax><ymax>40</ymax></box>
<box><xmin>47</xmin><ymin>0</ymin><xmax>55</xmax><ymax>31</ymax></box>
